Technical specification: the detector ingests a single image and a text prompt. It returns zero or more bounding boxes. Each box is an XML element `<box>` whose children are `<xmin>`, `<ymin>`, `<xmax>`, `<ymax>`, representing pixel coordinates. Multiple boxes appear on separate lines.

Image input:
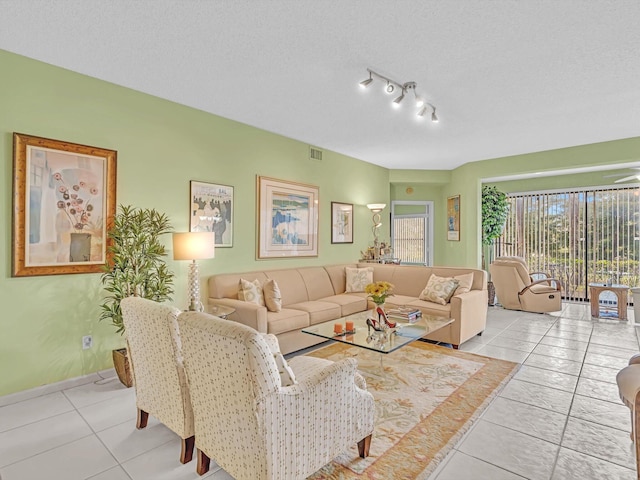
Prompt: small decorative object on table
<box><xmin>365</xmin><ymin>281</ymin><xmax>396</xmax><ymax>330</ymax></box>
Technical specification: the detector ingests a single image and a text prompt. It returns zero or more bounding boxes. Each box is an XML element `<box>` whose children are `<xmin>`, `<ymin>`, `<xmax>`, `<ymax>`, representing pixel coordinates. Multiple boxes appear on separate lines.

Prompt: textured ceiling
<box><xmin>1</xmin><ymin>0</ymin><xmax>639</xmax><ymax>170</ymax></box>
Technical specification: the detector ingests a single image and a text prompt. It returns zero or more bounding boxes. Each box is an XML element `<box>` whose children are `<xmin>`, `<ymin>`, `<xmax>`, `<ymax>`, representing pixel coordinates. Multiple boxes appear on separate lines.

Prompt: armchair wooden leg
<box><xmin>180</xmin><ymin>435</ymin><xmax>195</xmax><ymax>464</ymax></box>
<box><xmin>197</xmin><ymin>449</ymin><xmax>211</xmax><ymax>475</ymax></box>
<box><xmin>357</xmin><ymin>434</ymin><xmax>372</xmax><ymax>458</ymax></box>
<box><xmin>136</xmin><ymin>409</ymin><xmax>149</xmax><ymax>429</ymax></box>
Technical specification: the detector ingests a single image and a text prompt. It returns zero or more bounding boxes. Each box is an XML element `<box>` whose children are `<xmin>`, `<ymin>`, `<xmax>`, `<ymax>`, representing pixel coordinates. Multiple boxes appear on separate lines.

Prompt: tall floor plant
<box><xmin>481</xmin><ymin>186</ymin><xmax>510</xmax><ymax>304</ymax></box>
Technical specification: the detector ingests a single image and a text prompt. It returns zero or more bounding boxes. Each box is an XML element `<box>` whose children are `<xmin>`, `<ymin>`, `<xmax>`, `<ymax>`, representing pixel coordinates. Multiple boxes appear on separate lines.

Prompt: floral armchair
<box><xmin>177</xmin><ymin>311</ymin><xmax>375</xmax><ymax>479</ymax></box>
<box><xmin>120</xmin><ymin>297</ymin><xmax>195</xmax><ymax>464</ymax></box>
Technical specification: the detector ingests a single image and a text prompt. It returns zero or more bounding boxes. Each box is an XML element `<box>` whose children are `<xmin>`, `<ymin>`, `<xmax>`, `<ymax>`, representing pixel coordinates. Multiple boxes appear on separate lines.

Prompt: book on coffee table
<box><xmin>386</xmin><ymin>308</ymin><xmax>422</xmax><ymax>323</ymax></box>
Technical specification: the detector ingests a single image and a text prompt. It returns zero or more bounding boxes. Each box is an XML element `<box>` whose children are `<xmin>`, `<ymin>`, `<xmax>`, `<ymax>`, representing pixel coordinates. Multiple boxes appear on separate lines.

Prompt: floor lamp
<box><xmin>172</xmin><ymin>232</ymin><xmax>215</xmax><ymax>312</ymax></box>
<box><xmin>366</xmin><ymin>203</ymin><xmax>386</xmax><ymax>260</ymax></box>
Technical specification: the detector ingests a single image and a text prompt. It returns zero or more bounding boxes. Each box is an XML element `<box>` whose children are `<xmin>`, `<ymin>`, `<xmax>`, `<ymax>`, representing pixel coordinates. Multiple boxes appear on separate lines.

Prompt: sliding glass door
<box><xmin>498</xmin><ymin>187</ymin><xmax>640</xmax><ymax>302</ymax></box>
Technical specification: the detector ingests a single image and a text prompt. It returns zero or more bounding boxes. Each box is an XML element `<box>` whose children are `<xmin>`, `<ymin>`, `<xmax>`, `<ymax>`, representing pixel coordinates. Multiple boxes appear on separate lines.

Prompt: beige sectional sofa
<box><xmin>207</xmin><ymin>263</ymin><xmax>488</xmax><ymax>354</ymax></box>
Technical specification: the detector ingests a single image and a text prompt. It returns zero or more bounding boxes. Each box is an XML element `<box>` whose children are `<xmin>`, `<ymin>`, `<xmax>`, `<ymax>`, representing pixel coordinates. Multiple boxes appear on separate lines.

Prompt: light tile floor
<box><xmin>0</xmin><ymin>302</ymin><xmax>638</xmax><ymax>480</ymax></box>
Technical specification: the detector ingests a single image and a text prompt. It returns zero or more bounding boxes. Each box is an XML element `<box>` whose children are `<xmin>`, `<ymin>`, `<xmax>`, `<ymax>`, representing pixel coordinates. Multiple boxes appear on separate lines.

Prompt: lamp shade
<box><xmin>367</xmin><ymin>203</ymin><xmax>386</xmax><ymax>212</ymax></box>
<box><xmin>172</xmin><ymin>232</ymin><xmax>215</xmax><ymax>261</ymax></box>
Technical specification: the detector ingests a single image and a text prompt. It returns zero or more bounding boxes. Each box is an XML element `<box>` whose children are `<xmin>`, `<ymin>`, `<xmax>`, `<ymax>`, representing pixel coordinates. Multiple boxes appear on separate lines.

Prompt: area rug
<box><xmin>305</xmin><ymin>341</ymin><xmax>519</xmax><ymax>480</ymax></box>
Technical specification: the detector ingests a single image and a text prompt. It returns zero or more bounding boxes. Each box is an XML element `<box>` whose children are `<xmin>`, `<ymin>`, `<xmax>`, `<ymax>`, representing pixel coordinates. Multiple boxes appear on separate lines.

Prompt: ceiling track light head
<box><xmin>359</xmin><ymin>71</ymin><xmax>373</xmax><ymax>88</ymax></box>
<box><xmin>385</xmin><ymin>81</ymin><xmax>395</xmax><ymax>94</ymax></box>
<box><xmin>393</xmin><ymin>90</ymin><xmax>406</xmax><ymax>107</ymax></box>
<box><xmin>431</xmin><ymin>108</ymin><xmax>439</xmax><ymax>123</ymax></box>
<box><xmin>417</xmin><ymin>106</ymin><xmax>428</xmax><ymax>117</ymax></box>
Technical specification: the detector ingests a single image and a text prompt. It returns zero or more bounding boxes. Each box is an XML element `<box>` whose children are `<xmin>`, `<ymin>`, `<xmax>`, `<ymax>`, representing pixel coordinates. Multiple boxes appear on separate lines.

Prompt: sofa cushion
<box><xmin>209</xmin><ymin>272</ymin><xmax>269</xmax><ymax>299</ymax></box>
<box><xmin>263</xmin><ymin>279</ymin><xmax>282</xmax><ymax>312</ymax></box>
<box><xmin>266</xmin><ymin>309</ymin><xmax>310</xmax><ymax>335</ymax></box>
<box><xmin>321</xmin><ymin>294</ymin><xmax>368</xmax><ymax>316</ymax></box>
<box><xmin>324</xmin><ymin>264</ymin><xmax>358</xmax><ymax>295</ymax></box>
<box><xmin>419</xmin><ymin>275</ymin><xmax>459</xmax><ymax>305</ymax></box>
<box><xmin>454</xmin><ymin>273</ymin><xmax>475</xmax><ymax>295</ymax></box>
<box><xmin>407</xmin><ymin>299</ymin><xmax>453</xmax><ymax>317</ymax></box>
<box><xmin>265</xmin><ymin>269</ymin><xmax>309</xmax><ymax>306</ymax></box>
<box><xmin>287</xmin><ymin>301</ymin><xmax>342</xmax><ymax>325</ymax></box>
<box><xmin>238</xmin><ymin>278</ymin><xmax>265</xmax><ymax>305</ymax></box>
<box><xmin>298</xmin><ymin>267</ymin><xmax>336</xmax><ymax>300</ymax></box>
<box><xmin>383</xmin><ymin>294</ymin><xmax>421</xmax><ymax>310</ymax></box>
<box><xmin>345</xmin><ymin>267</ymin><xmax>373</xmax><ymax>292</ymax></box>
<box><xmin>389</xmin><ymin>265</ymin><xmax>432</xmax><ymax>297</ymax></box>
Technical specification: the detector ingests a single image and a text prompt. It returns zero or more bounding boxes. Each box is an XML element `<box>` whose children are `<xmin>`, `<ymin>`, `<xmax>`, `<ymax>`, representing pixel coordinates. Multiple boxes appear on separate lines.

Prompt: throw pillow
<box><xmin>453</xmin><ymin>273</ymin><xmax>474</xmax><ymax>296</ymax></box>
<box><xmin>273</xmin><ymin>351</ymin><xmax>297</xmax><ymax>387</ymax></box>
<box><xmin>419</xmin><ymin>274</ymin><xmax>460</xmax><ymax>305</ymax></box>
<box><xmin>238</xmin><ymin>278</ymin><xmax>265</xmax><ymax>306</ymax></box>
<box><xmin>263</xmin><ymin>279</ymin><xmax>282</xmax><ymax>312</ymax></box>
<box><xmin>260</xmin><ymin>333</ymin><xmax>297</xmax><ymax>387</ymax></box>
<box><xmin>345</xmin><ymin>267</ymin><xmax>373</xmax><ymax>293</ymax></box>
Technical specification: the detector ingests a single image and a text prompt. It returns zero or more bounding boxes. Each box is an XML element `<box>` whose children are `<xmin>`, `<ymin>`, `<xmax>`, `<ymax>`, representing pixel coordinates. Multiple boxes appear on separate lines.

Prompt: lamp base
<box><xmin>187</xmin><ymin>260</ymin><xmax>203</xmax><ymax>312</ymax></box>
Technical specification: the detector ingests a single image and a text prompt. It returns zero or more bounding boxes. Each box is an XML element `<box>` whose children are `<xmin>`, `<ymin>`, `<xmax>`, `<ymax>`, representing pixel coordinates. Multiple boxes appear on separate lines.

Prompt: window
<box><xmin>499</xmin><ymin>186</ymin><xmax>640</xmax><ymax>302</ymax></box>
<box><xmin>391</xmin><ymin>201</ymin><xmax>433</xmax><ymax>265</ymax></box>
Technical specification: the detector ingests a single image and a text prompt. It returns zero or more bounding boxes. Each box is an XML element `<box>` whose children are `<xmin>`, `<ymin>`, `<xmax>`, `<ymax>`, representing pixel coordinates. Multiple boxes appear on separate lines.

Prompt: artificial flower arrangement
<box><xmin>365</xmin><ymin>281</ymin><xmax>394</xmax><ymax>306</ymax></box>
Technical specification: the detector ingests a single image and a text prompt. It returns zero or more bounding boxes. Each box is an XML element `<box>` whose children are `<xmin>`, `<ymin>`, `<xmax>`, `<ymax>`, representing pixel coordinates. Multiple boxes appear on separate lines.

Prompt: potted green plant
<box><xmin>99</xmin><ymin>204</ymin><xmax>174</xmax><ymax>386</ymax></box>
<box><xmin>481</xmin><ymin>185</ymin><xmax>510</xmax><ymax>305</ymax></box>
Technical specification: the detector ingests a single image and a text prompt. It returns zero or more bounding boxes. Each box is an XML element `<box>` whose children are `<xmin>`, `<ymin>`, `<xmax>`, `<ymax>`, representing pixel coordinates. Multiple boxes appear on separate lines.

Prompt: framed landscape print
<box><xmin>12</xmin><ymin>133</ymin><xmax>117</xmax><ymax>276</ymax></box>
<box><xmin>257</xmin><ymin>176</ymin><xmax>319</xmax><ymax>258</ymax></box>
<box><xmin>331</xmin><ymin>202</ymin><xmax>353</xmax><ymax>244</ymax></box>
<box><xmin>447</xmin><ymin>194</ymin><xmax>460</xmax><ymax>241</ymax></box>
<box><xmin>190</xmin><ymin>180</ymin><xmax>233</xmax><ymax>247</ymax></box>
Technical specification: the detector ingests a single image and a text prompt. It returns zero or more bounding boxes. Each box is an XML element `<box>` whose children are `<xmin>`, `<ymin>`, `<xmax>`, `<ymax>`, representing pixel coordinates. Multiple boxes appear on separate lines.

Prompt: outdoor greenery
<box><xmin>99</xmin><ymin>205</ymin><xmax>174</xmax><ymax>334</ymax></box>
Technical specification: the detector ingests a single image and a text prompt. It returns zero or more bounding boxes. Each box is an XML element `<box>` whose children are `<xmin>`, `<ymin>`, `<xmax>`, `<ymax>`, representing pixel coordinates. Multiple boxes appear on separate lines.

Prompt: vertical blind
<box><xmin>499</xmin><ymin>187</ymin><xmax>640</xmax><ymax>302</ymax></box>
<box><xmin>392</xmin><ymin>216</ymin><xmax>427</xmax><ymax>264</ymax></box>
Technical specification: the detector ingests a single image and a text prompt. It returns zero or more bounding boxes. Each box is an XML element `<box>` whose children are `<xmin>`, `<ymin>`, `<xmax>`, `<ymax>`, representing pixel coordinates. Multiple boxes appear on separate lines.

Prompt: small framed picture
<box><xmin>447</xmin><ymin>195</ymin><xmax>460</xmax><ymax>241</ymax></box>
<box><xmin>331</xmin><ymin>202</ymin><xmax>353</xmax><ymax>244</ymax></box>
<box><xmin>190</xmin><ymin>181</ymin><xmax>233</xmax><ymax>247</ymax></box>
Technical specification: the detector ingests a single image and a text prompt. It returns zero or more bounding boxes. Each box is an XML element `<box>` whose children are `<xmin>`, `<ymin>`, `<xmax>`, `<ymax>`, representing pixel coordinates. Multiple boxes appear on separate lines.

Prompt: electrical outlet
<box><xmin>82</xmin><ymin>335</ymin><xmax>93</xmax><ymax>350</ymax></box>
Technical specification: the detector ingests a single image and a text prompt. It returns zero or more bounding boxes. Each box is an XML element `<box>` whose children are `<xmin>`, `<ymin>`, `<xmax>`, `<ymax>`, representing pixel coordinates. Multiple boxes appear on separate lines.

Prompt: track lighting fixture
<box><xmin>359</xmin><ymin>68</ymin><xmax>439</xmax><ymax>124</ymax></box>
<box><xmin>359</xmin><ymin>72</ymin><xmax>373</xmax><ymax>88</ymax></box>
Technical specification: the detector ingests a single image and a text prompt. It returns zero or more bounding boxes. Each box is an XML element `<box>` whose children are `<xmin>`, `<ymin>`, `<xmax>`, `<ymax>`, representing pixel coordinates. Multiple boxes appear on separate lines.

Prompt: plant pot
<box><xmin>487</xmin><ymin>281</ymin><xmax>496</xmax><ymax>306</ymax></box>
<box><xmin>112</xmin><ymin>348</ymin><xmax>133</xmax><ymax>388</ymax></box>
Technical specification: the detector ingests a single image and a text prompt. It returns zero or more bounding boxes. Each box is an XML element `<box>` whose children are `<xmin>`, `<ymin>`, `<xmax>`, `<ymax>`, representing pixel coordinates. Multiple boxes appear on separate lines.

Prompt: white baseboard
<box><xmin>0</xmin><ymin>368</ymin><xmax>117</xmax><ymax>408</ymax></box>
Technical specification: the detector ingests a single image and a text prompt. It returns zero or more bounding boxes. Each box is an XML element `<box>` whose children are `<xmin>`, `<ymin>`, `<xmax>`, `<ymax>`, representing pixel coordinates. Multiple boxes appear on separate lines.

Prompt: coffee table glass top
<box><xmin>302</xmin><ymin>310</ymin><xmax>453</xmax><ymax>354</ymax></box>
<box><xmin>206</xmin><ymin>304</ymin><xmax>236</xmax><ymax>319</ymax></box>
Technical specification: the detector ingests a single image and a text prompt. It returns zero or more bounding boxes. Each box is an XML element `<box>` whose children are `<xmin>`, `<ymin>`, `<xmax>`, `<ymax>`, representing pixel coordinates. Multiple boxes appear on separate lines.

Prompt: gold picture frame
<box><xmin>257</xmin><ymin>176</ymin><xmax>319</xmax><ymax>258</ymax></box>
<box><xmin>447</xmin><ymin>195</ymin><xmax>460</xmax><ymax>241</ymax></box>
<box><xmin>12</xmin><ymin>133</ymin><xmax>117</xmax><ymax>276</ymax></box>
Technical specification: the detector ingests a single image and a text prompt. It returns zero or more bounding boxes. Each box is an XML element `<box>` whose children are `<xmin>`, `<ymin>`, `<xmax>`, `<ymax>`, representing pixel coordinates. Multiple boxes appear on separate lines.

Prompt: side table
<box><xmin>589</xmin><ymin>283</ymin><xmax>628</xmax><ymax>320</ymax></box>
<box><xmin>206</xmin><ymin>304</ymin><xmax>236</xmax><ymax>319</ymax></box>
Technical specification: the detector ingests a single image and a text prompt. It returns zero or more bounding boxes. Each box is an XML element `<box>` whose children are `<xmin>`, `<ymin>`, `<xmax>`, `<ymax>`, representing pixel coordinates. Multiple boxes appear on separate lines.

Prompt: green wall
<box><xmin>0</xmin><ymin>50</ymin><xmax>390</xmax><ymax>395</ymax></box>
<box><xmin>2</xmin><ymin>48</ymin><xmax>640</xmax><ymax>397</ymax></box>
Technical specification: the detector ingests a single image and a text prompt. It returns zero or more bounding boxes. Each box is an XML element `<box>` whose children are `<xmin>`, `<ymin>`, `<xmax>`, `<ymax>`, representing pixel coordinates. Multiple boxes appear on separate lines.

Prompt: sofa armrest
<box><xmin>208</xmin><ymin>298</ymin><xmax>268</xmax><ymax>333</ymax></box>
<box><xmin>449</xmin><ymin>289</ymin><xmax>488</xmax><ymax>342</ymax></box>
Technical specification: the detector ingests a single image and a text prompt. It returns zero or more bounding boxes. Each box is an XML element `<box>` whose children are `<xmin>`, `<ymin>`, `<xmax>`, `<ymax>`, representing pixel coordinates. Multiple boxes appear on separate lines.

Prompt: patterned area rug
<box><xmin>306</xmin><ymin>341</ymin><xmax>519</xmax><ymax>480</ymax></box>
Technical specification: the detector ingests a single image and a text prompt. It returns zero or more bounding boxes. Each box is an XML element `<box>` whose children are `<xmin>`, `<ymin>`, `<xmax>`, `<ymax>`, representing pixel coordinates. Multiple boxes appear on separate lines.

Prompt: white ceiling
<box><xmin>1</xmin><ymin>0</ymin><xmax>639</xmax><ymax>171</ymax></box>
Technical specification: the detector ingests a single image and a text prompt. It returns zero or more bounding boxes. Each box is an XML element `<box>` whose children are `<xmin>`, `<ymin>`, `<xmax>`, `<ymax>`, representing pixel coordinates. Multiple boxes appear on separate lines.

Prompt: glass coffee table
<box><xmin>302</xmin><ymin>310</ymin><xmax>453</xmax><ymax>354</ymax></box>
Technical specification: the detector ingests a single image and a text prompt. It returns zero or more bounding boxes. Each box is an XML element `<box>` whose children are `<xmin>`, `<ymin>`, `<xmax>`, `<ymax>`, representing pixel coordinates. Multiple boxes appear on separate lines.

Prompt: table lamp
<box><xmin>172</xmin><ymin>232</ymin><xmax>215</xmax><ymax>311</ymax></box>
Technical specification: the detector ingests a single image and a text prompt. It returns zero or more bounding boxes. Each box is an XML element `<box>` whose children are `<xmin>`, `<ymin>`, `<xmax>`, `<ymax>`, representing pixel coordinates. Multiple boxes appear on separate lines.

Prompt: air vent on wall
<box><xmin>309</xmin><ymin>146</ymin><xmax>323</xmax><ymax>161</ymax></box>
